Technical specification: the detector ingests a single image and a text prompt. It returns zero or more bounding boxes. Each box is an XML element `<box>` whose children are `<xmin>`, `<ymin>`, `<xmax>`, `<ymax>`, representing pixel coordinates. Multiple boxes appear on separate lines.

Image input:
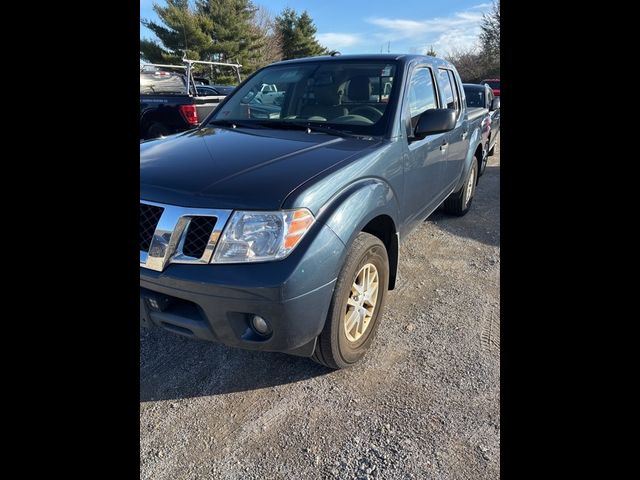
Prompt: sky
<box><xmin>140</xmin><ymin>0</ymin><xmax>493</xmax><ymax>57</ymax></box>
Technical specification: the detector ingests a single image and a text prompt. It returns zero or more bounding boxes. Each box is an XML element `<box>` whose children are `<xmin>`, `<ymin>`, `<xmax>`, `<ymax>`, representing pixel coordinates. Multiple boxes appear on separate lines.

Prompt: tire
<box><xmin>442</xmin><ymin>154</ymin><xmax>478</xmax><ymax>216</ymax></box>
<box><xmin>479</xmin><ymin>147</ymin><xmax>488</xmax><ymax>177</ymax></box>
<box><xmin>311</xmin><ymin>232</ymin><xmax>389</xmax><ymax>369</ymax></box>
<box><xmin>488</xmin><ymin>131</ymin><xmax>499</xmax><ymax>156</ymax></box>
<box><xmin>146</xmin><ymin>122</ymin><xmax>171</xmax><ymax>139</ymax></box>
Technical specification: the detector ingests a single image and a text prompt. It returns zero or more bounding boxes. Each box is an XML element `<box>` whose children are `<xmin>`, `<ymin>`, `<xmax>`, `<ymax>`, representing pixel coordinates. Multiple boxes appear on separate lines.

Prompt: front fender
<box><xmin>316</xmin><ymin>177</ymin><xmax>400</xmax><ymax>247</ymax></box>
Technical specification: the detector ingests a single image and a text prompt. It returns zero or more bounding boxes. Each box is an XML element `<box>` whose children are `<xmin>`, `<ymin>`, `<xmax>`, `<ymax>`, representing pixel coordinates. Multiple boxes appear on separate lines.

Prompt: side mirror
<box><xmin>490</xmin><ymin>97</ymin><xmax>500</xmax><ymax>111</ymax></box>
<box><xmin>414</xmin><ymin>109</ymin><xmax>457</xmax><ymax>140</ymax></box>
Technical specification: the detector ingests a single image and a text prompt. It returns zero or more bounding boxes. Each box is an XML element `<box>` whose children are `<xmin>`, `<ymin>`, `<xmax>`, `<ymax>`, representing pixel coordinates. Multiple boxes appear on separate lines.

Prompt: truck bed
<box><xmin>467</xmin><ymin>107</ymin><xmax>489</xmax><ymax>122</ymax></box>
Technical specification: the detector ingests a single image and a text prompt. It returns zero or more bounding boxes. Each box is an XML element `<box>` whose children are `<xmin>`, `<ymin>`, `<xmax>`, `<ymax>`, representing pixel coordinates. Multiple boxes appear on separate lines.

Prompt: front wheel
<box><xmin>442</xmin><ymin>155</ymin><xmax>478</xmax><ymax>216</ymax></box>
<box><xmin>311</xmin><ymin>232</ymin><xmax>389</xmax><ymax>369</ymax></box>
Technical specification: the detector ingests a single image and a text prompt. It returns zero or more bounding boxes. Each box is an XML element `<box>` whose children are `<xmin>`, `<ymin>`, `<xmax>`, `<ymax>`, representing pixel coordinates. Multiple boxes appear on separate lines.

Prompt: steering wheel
<box><xmin>349</xmin><ymin>106</ymin><xmax>383</xmax><ymax>122</ymax></box>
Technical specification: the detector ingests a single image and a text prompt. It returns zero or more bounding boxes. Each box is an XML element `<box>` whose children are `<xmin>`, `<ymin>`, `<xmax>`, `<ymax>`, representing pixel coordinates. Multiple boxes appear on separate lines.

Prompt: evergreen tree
<box><xmin>425</xmin><ymin>46</ymin><xmax>437</xmax><ymax>57</ymax></box>
<box><xmin>275</xmin><ymin>8</ymin><xmax>326</xmax><ymax>60</ymax></box>
<box><xmin>140</xmin><ymin>0</ymin><xmax>211</xmax><ymax>64</ymax></box>
<box><xmin>195</xmin><ymin>0</ymin><xmax>262</xmax><ymax>79</ymax></box>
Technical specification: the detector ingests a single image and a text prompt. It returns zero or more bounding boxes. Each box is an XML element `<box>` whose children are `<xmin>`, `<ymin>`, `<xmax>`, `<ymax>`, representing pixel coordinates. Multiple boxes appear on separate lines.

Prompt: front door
<box><xmin>401</xmin><ymin>66</ymin><xmax>449</xmax><ymax>227</ymax></box>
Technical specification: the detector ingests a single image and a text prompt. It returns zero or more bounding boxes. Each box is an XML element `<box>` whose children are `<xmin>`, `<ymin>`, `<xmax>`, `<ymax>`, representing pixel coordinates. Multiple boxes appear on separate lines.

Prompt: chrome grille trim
<box><xmin>139</xmin><ymin>200</ymin><xmax>233</xmax><ymax>272</ymax></box>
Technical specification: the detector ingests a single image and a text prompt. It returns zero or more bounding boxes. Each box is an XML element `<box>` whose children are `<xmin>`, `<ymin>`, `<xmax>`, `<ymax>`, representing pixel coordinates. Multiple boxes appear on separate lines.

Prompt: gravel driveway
<box><xmin>140</xmin><ymin>139</ymin><xmax>500</xmax><ymax>480</ymax></box>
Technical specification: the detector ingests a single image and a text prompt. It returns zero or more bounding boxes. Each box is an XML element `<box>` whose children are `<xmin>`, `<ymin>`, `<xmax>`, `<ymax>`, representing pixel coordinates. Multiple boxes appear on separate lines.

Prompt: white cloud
<box><xmin>316</xmin><ymin>33</ymin><xmax>364</xmax><ymax>50</ymax></box>
<box><xmin>366</xmin><ymin>5</ymin><xmax>491</xmax><ymax>56</ymax></box>
<box><xmin>471</xmin><ymin>2</ymin><xmax>493</xmax><ymax>9</ymax></box>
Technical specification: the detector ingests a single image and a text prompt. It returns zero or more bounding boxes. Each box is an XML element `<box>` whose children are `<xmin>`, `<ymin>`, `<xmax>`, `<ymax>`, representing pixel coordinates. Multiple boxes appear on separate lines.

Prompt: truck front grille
<box><xmin>139</xmin><ymin>201</ymin><xmax>233</xmax><ymax>272</ymax></box>
<box><xmin>182</xmin><ymin>216</ymin><xmax>218</xmax><ymax>258</ymax></box>
<box><xmin>140</xmin><ymin>203</ymin><xmax>164</xmax><ymax>252</ymax></box>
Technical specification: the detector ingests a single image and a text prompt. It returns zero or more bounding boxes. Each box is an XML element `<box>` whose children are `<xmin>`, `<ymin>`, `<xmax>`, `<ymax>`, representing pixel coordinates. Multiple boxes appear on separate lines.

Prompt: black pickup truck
<box><xmin>140</xmin><ymin>54</ymin><xmax>489</xmax><ymax>369</ymax></box>
<box><xmin>140</xmin><ymin>70</ymin><xmax>228</xmax><ymax>140</ymax></box>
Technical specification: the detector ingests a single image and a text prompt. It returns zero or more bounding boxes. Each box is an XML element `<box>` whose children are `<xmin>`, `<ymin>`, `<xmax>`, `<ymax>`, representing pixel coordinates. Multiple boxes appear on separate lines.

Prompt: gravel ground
<box><xmin>140</xmin><ymin>139</ymin><xmax>500</xmax><ymax>480</ymax></box>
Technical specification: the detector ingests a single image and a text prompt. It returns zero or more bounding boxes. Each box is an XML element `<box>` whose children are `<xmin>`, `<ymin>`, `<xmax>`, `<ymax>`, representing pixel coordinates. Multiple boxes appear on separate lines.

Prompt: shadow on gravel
<box><xmin>140</xmin><ymin>328</ymin><xmax>332</xmax><ymax>402</ymax></box>
<box><xmin>424</xmin><ymin>165</ymin><xmax>500</xmax><ymax>248</ymax></box>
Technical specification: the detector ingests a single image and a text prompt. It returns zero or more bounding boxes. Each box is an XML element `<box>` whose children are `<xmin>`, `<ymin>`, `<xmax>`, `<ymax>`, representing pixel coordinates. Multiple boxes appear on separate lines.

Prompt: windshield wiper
<box><xmin>255</xmin><ymin>121</ymin><xmax>360</xmax><ymax>139</ymax></box>
<box><xmin>304</xmin><ymin>123</ymin><xmax>358</xmax><ymax>138</ymax></box>
<box><xmin>207</xmin><ymin>119</ymin><xmax>262</xmax><ymax>129</ymax></box>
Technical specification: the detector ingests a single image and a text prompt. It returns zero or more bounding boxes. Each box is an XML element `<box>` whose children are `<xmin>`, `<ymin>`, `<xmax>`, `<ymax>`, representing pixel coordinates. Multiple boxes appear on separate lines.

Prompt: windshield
<box><xmin>210</xmin><ymin>60</ymin><xmax>398</xmax><ymax>135</ymax></box>
<box><xmin>464</xmin><ymin>87</ymin><xmax>485</xmax><ymax>108</ymax></box>
<box><xmin>140</xmin><ymin>72</ymin><xmax>187</xmax><ymax>95</ymax></box>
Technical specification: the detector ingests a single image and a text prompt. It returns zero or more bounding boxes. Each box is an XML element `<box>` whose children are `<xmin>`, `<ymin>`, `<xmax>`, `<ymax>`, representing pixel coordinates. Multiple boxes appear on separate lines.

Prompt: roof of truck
<box><xmin>271</xmin><ymin>53</ymin><xmax>453</xmax><ymax>69</ymax></box>
<box><xmin>463</xmin><ymin>83</ymin><xmax>489</xmax><ymax>90</ymax></box>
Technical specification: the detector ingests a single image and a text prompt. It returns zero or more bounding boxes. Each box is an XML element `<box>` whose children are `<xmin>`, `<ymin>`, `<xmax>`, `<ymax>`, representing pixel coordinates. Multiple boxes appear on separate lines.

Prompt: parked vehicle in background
<box><xmin>194</xmin><ymin>85</ymin><xmax>236</xmax><ymax>108</ymax></box>
<box><xmin>140</xmin><ymin>54</ymin><xmax>489</xmax><ymax>369</ymax></box>
<box><xmin>140</xmin><ymin>70</ymin><xmax>200</xmax><ymax>140</ymax></box>
<box><xmin>196</xmin><ymin>85</ymin><xmax>236</xmax><ymax>96</ymax></box>
<box><xmin>254</xmin><ymin>83</ymin><xmax>284</xmax><ymax>105</ymax></box>
<box><xmin>140</xmin><ymin>60</ymin><xmax>242</xmax><ymax>140</ymax></box>
<box><xmin>463</xmin><ymin>83</ymin><xmax>501</xmax><ymax>174</ymax></box>
<box><xmin>481</xmin><ymin>78</ymin><xmax>500</xmax><ymax>96</ymax></box>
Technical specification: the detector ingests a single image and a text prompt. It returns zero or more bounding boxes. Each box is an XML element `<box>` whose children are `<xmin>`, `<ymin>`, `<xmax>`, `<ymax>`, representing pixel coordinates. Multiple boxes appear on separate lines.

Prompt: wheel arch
<box><xmin>317</xmin><ymin>178</ymin><xmax>401</xmax><ymax>290</ymax></box>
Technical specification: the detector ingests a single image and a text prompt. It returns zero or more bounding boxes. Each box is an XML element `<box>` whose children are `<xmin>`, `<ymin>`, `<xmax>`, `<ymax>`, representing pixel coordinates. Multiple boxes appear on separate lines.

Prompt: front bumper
<box><xmin>140</xmin><ymin>223</ymin><xmax>346</xmax><ymax>356</ymax></box>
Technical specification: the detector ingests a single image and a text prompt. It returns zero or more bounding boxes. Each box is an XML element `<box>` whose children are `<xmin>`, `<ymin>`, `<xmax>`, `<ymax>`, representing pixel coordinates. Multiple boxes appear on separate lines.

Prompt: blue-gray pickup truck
<box><xmin>140</xmin><ymin>54</ymin><xmax>488</xmax><ymax>369</ymax></box>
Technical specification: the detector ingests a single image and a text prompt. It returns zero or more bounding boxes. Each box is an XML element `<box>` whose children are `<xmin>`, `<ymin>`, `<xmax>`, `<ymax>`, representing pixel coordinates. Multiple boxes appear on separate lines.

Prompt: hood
<box><xmin>140</xmin><ymin>127</ymin><xmax>380</xmax><ymax>210</ymax></box>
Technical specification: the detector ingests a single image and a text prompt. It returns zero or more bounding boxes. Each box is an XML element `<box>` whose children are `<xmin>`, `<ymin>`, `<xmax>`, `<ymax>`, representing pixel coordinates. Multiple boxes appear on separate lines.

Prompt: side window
<box><xmin>437</xmin><ymin>69</ymin><xmax>461</xmax><ymax>118</ymax></box>
<box><xmin>447</xmin><ymin>70</ymin><xmax>461</xmax><ymax>112</ymax></box>
<box><xmin>407</xmin><ymin>67</ymin><xmax>437</xmax><ymax>129</ymax></box>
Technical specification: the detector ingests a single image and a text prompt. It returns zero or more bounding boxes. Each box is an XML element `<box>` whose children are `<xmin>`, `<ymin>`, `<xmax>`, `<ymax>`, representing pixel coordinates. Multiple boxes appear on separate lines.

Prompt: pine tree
<box><xmin>196</xmin><ymin>0</ymin><xmax>262</xmax><ymax>79</ymax></box>
<box><xmin>275</xmin><ymin>8</ymin><xmax>326</xmax><ymax>60</ymax></box>
<box><xmin>294</xmin><ymin>12</ymin><xmax>326</xmax><ymax>57</ymax></box>
<box><xmin>425</xmin><ymin>46</ymin><xmax>437</xmax><ymax>57</ymax></box>
<box><xmin>140</xmin><ymin>0</ymin><xmax>211</xmax><ymax>64</ymax></box>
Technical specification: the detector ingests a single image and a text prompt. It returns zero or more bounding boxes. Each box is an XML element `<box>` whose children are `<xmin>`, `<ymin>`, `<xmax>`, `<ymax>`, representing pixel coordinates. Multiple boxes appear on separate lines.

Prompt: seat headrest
<box><xmin>348</xmin><ymin>76</ymin><xmax>371</xmax><ymax>102</ymax></box>
<box><xmin>314</xmin><ymin>85</ymin><xmax>340</xmax><ymax>105</ymax></box>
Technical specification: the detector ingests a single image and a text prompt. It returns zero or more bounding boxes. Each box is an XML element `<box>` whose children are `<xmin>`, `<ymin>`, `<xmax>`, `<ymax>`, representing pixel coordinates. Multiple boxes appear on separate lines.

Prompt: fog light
<box><xmin>251</xmin><ymin>315</ymin><xmax>271</xmax><ymax>335</ymax></box>
<box><xmin>145</xmin><ymin>295</ymin><xmax>171</xmax><ymax>312</ymax></box>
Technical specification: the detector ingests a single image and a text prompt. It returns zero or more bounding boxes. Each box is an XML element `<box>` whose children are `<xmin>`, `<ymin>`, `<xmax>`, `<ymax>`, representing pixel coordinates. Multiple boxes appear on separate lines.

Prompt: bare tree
<box><xmin>445</xmin><ymin>47</ymin><xmax>498</xmax><ymax>83</ymax></box>
<box><xmin>480</xmin><ymin>1</ymin><xmax>500</xmax><ymax>57</ymax></box>
<box><xmin>445</xmin><ymin>2</ymin><xmax>499</xmax><ymax>83</ymax></box>
<box><xmin>251</xmin><ymin>5</ymin><xmax>282</xmax><ymax>67</ymax></box>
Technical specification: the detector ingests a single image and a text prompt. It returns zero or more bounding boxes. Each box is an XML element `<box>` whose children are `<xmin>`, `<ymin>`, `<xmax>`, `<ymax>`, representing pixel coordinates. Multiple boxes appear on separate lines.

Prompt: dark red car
<box><xmin>481</xmin><ymin>78</ymin><xmax>500</xmax><ymax>97</ymax></box>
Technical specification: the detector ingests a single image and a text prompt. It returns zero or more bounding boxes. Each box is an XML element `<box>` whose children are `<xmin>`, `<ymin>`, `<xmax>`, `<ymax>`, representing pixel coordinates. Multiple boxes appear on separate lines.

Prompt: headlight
<box><xmin>212</xmin><ymin>208</ymin><xmax>315</xmax><ymax>263</ymax></box>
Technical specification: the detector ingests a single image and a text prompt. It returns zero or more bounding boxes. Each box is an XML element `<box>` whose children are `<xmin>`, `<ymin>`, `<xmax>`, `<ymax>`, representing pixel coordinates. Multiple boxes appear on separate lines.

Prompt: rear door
<box><xmin>401</xmin><ymin>65</ymin><xmax>449</xmax><ymax>227</ymax></box>
<box><xmin>436</xmin><ymin>68</ymin><xmax>468</xmax><ymax>188</ymax></box>
<box><xmin>487</xmin><ymin>87</ymin><xmax>500</xmax><ymax>144</ymax></box>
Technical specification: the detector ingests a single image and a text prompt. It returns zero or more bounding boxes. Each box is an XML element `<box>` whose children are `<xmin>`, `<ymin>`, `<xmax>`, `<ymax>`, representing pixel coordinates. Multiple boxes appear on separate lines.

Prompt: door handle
<box><xmin>440</xmin><ymin>141</ymin><xmax>448</xmax><ymax>152</ymax></box>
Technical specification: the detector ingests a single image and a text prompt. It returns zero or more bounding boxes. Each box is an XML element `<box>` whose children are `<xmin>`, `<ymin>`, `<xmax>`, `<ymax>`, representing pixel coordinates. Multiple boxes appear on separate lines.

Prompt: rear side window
<box><xmin>406</xmin><ymin>67</ymin><xmax>437</xmax><ymax>128</ymax></box>
<box><xmin>447</xmin><ymin>71</ymin><xmax>461</xmax><ymax>112</ymax></box>
<box><xmin>140</xmin><ymin>72</ymin><xmax>187</xmax><ymax>95</ymax></box>
<box><xmin>437</xmin><ymin>69</ymin><xmax>460</xmax><ymax>117</ymax></box>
